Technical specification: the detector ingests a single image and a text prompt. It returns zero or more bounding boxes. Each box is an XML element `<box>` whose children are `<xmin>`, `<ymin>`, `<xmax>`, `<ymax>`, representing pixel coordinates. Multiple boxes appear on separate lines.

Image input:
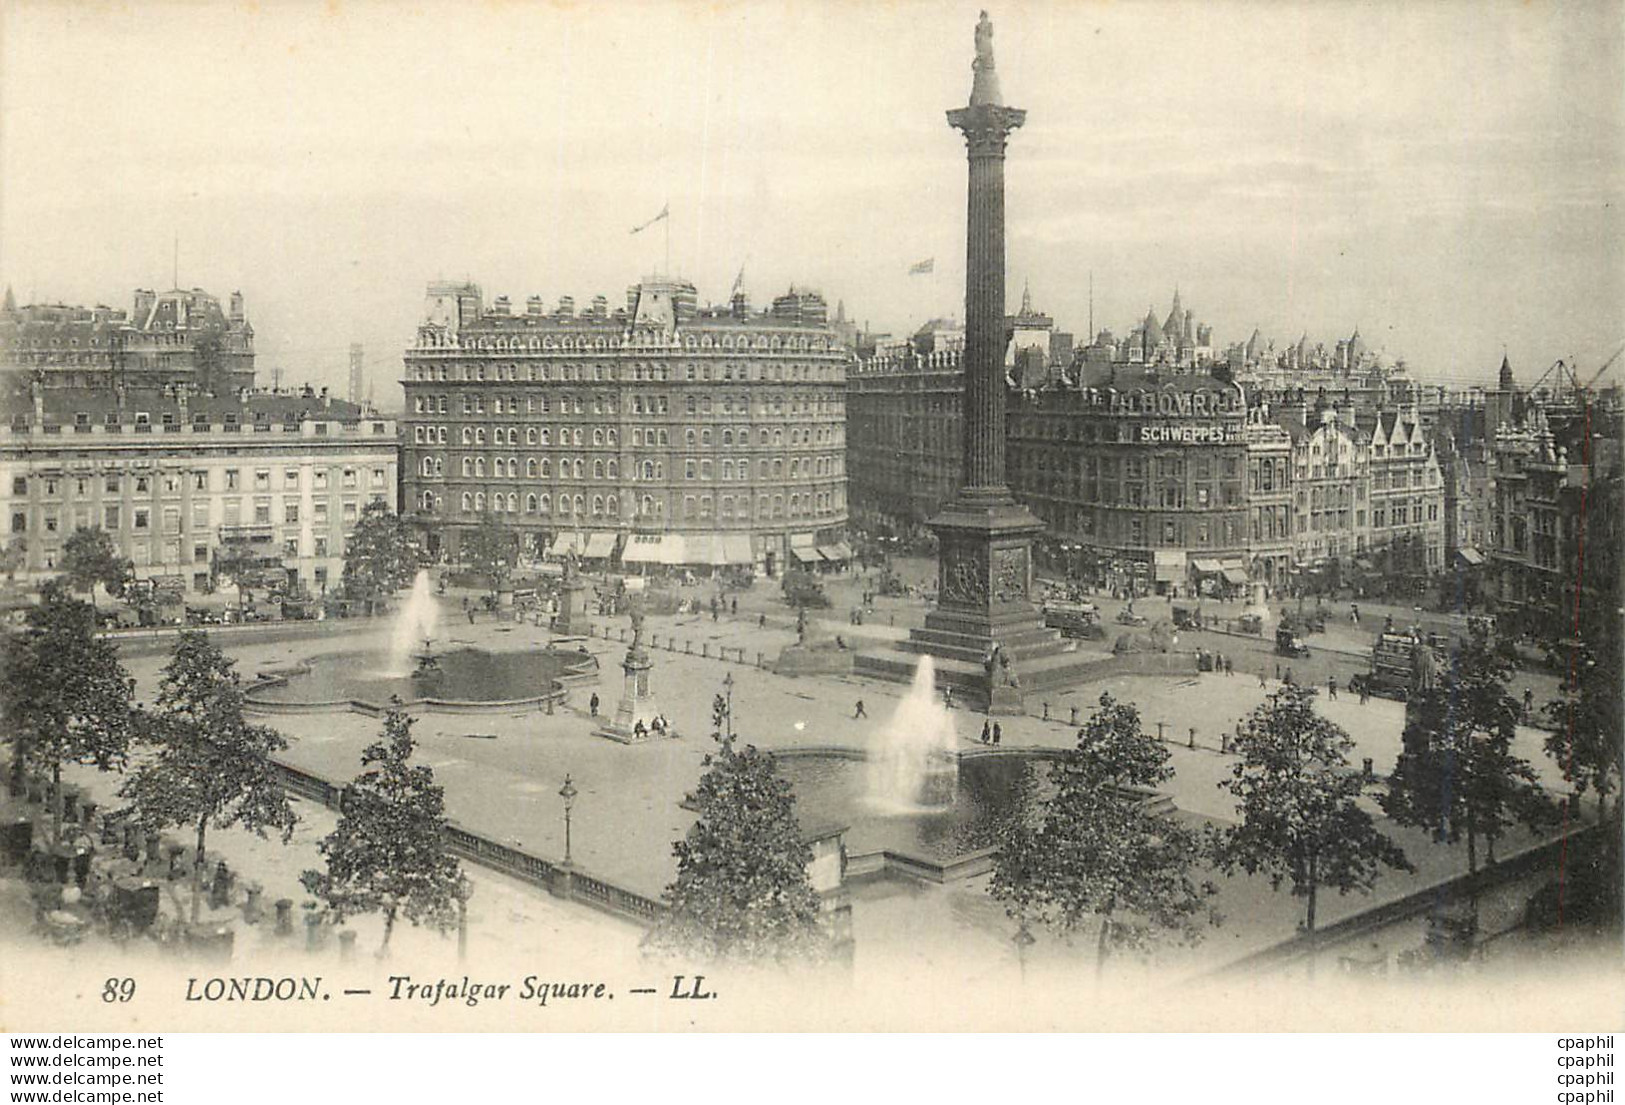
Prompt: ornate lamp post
<box><xmin>721</xmin><ymin>672</ymin><xmax>735</xmax><ymax>742</ymax></box>
<box><xmin>558</xmin><ymin>774</ymin><xmax>578</xmax><ymax>866</ymax></box>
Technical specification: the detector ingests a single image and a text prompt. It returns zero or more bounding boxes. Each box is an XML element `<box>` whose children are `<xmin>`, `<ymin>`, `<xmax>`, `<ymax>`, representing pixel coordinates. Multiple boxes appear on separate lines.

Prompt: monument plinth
<box><xmin>595</xmin><ymin>610</ymin><xmax>673</xmax><ymax>743</ymax></box>
<box><xmin>855</xmin><ymin>11</ymin><xmax>1094</xmax><ymax>712</ymax></box>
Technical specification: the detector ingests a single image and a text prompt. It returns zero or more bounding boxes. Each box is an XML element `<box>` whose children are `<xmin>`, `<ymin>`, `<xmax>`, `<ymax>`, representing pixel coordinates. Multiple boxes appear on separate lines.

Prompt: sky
<box><xmin>2</xmin><ymin>0</ymin><xmax>1621</xmax><ymax>408</ymax></box>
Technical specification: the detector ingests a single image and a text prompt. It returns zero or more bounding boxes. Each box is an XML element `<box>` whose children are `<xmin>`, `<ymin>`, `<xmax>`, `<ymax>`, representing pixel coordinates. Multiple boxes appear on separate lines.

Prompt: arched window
<box><xmin>438</xmin><ymin>427</ymin><xmax>448</xmax><ymax>444</ymax></box>
<box><xmin>421</xmin><ymin>457</ymin><xmax>434</xmax><ymax>477</ymax></box>
<box><xmin>573</xmin><ymin>459</ymin><xmax>583</xmax><ymax>479</ymax></box>
<box><xmin>606</xmin><ymin>494</ymin><xmax>617</xmax><ymax>516</ymax></box>
<box><xmin>475</xmin><ymin>457</ymin><xmax>486</xmax><ymax>477</ymax></box>
<box><xmin>642</xmin><ymin>461</ymin><xmax>655</xmax><ymax>480</ymax></box>
<box><xmin>607</xmin><ymin>459</ymin><xmax>619</xmax><ymax>479</ymax></box>
<box><xmin>526</xmin><ymin>493</ymin><xmax>537</xmax><ymax>513</ymax></box>
<box><xmin>640</xmin><ymin>494</ymin><xmax>654</xmax><ymax>516</ymax></box>
<box><xmin>759</xmin><ymin>429</ymin><xmax>770</xmax><ymax>445</ymax></box>
<box><xmin>526</xmin><ymin>458</ymin><xmax>538</xmax><ymax>478</ymax></box>
<box><xmin>701</xmin><ymin>429</ymin><xmax>712</xmax><ymax>446</ymax></box>
<box><xmin>592</xmin><ymin>428</ymin><xmax>603</xmax><ymax>446</ymax></box>
<box><xmin>462</xmin><ymin>427</ymin><xmax>473</xmax><ymax>445</ymax></box>
<box><xmin>433</xmin><ymin>458</ymin><xmax>444</xmax><ymax>476</ymax></box>
<box><xmin>462</xmin><ymin>457</ymin><xmax>473</xmax><ymax>477</ymax></box>
<box><xmin>540</xmin><ymin>428</ymin><xmax>551</xmax><ymax>445</ymax></box>
<box><xmin>574</xmin><ymin>429</ymin><xmax>583</xmax><ymax>446</ymax></box>
<box><xmin>593</xmin><ymin>460</ymin><xmax>603</xmax><ymax>479</ymax></box>
<box><xmin>592</xmin><ymin>495</ymin><xmax>604</xmax><ymax>515</ymax></box>
<box><xmin>539</xmin><ymin>494</ymin><xmax>550</xmax><ymax>514</ymax></box>
<box><xmin>526</xmin><ymin>427</ymin><xmax>537</xmax><ymax>444</ymax></box>
<box><xmin>508</xmin><ymin>456</ymin><xmax>518</xmax><ymax>478</ymax></box>
<box><xmin>475</xmin><ymin>427</ymin><xmax>486</xmax><ymax>445</ymax></box>
<box><xmin>540</xmin><ymin>458</ymin><xmax>551</xmax><ymax>477</ymax></box>
<box><xmin>773</xmin><ymin>429</ymin><xmax>783</xmax><ymax>446</ymax></box>
<box><xmin>491</xmin><ymin>494</ymin><xmax>503</xmax><ymax>514</ymax></box>
<box><xmin>607</xmin><ymin>429</ymin><xmax>617</xmax><ymax>446</ymax></box>
<box><xmin>685</xmin><ymin>429</ymin><xmax>696</xmax><ymax>447</ymax></box>
<box><xmin>474</xmin><ymin>492</ymin><xmax>486</xmax><ymax>511</ymax></box>
<box><xmin>558</xmin><ymin>496</ymin><xmax>570</xmax><ymax>515</ymax></box>
<box><xmin>461</xmin><ymin>492</ymin><xmax>472</xmax><ymax>511</ymax></box>
<box><xmin>722</xmin><ymin>430</ymin><xmax>732</xmax><ymax>446</ymax></box>
<box><xmin>507</xmin><ymin>493</ymin><xmax>518</xmax><ymax>513</ymax></box>
<box><xmin>573</xmin><ymin>494</ymin><xmax>584</xmax><ymax>515</ymax></box>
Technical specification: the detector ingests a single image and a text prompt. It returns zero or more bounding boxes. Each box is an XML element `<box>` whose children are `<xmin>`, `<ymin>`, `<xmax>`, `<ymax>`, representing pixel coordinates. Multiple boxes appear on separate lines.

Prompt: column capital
<box><xmin>947</xmin><ymin>103</ymin><xmax>1026</xmax><ymax>155</ymax></box>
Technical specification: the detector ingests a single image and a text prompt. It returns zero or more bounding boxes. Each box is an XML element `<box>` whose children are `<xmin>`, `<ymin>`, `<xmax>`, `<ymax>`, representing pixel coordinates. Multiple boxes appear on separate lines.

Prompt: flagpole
<box><xmin>664</xmin><ymin>204</ymin><xmax>671</xmax><ymax>278</ymax></box>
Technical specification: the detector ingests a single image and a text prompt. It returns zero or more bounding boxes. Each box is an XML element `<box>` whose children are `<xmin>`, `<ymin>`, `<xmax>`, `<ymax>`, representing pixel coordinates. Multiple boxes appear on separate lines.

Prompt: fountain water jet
<box><xmin>865</xmin><ymin>655</ymin><xmax>959</xmax><ymax>813</ymax></box>
<box><xmin>387</xmin><ymin>570</ymin><xmax>440</xmax><ymax>677</ymax></box>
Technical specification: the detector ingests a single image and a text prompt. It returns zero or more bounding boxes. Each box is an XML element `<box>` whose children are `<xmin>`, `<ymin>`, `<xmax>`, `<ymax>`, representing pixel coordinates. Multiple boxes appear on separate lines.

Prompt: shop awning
<box><xmin>1191</xmin><ymin>558</ymin><xmax>1224</xmax><ymax>574</ymax></box>
<box><xmin>721</xmin><ymin>535</ymin><xmax>754</xmax><ymax>565</ymax></box>
<box><xmin>583</xmin><ymin>532</ymin><xmax>618</xmax><ymax>559</ymax></box>
<box><xmin>1222</xmin><ymin>566</ymin><xmax>1249</xmax><ymax>585</ymax></box>
<box><xmin>1154</xmin><ymin>562</ymin><xmax>1183</xmax><ymax>582</ymax></box>
<box><xmin>816</xmin><ymin>543</ymin><xmax>852</xmax><ymax>562</ymax></box>
<box><xmin>546</xmin><ymin>533</ymin><xmax>585</xmax><ymax>558</ymax></box>
<box><xmin>1456</xmin><ymin>547</ymin><xmax>1485</xmax><ymax>566</ymax></box>
<box><xmin>791</xmin><ymin>546</ymin><xmax>821</xmax><ymax>565</ymax></box>
<box><xmin>622</xmin><ymin>534</ymin><xmax>686</xmax><ymax>565</ymax></box>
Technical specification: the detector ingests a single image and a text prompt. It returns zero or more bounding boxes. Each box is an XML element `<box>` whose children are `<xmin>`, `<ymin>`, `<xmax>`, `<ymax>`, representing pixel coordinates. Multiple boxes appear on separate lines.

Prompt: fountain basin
<box><xmin>245</xmin><ymin>647</ymin><xmax>587</xmax><ymax>715</ymax></box>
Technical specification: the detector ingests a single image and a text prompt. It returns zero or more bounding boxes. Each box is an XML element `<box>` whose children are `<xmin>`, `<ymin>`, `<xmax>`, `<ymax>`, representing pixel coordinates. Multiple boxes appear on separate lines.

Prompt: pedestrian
<box><xmin>1351</xmin><ymin>602</ymin><xmax>1360</xmax><ymax>624</ymax></box>
<box><xmin>731</xmin><ymin>597</ymin><xmax>738</xmax><ymax>616</ymax></box>
<box><xmin>944</xmin><ymin>687</ymin><xmax>955</xmax><ymax>710</ymax></box>
<box><xmin>1284</xmin><ymin>667</ymin><xmax>1294</xmax><ymax>685</ymax></box>
<box><xmin>712</xmin><ymin>606</ymin><xmax>719</xmax><ymax>624</ymax></box>
<box><xmin>854</xmin><ymin>699</ymin><xmax>867</xmax><ymax>720</ymax></box>
<box><xmin>992</xmin><ymin>722</ymin><xmax>1002</xmax><ymax>747</ymax></box>
<box><xmin>1260</xmin><ymin>668</ymin><xmax>1268</xmax><ymax>688</ymax></box>
<box><xmin>467</xmin><ymin>606</ymin><xmax>476</xmax><ymax>625</ymax></box>
<box><xmin>1224</xmin><ymin>656</ymin><xmax>1233</xmax><ymax>677</ymax></box>
<box><xmin>758</xmin><ymin>612</ymin><xmax>767</xmax><ymax>629</ymax></box>
<box><xmin>1328</xmin><ymin>676</ymin><xmax>1338</xmax><ymax>700</ymax></box>
<box><xmin>1523</xmin><ymin>688</ymin><xmax>1534</xmax><ymax>720</ymax></box>
<box><xmin>980</xmin><ymin>720</ymin><xmax>990</xmax><ymax>745</ymax></box>
<box><xmin>589</xmin><ymin>692</ymin><xmax>599</xmax><ymax>717</ymax></box>
<box><xmin>1359</xmin><ymin>682</ymin><xmax>1370</xmax><ymax>705</ymax></box>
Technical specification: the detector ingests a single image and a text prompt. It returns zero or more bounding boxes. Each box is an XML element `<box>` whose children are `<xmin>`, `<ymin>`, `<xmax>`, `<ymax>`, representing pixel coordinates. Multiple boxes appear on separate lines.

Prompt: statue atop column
<box><xmin>969</xmin><ymin>11</ymin><xmax>1004</xmax><ymax>107</ymax></box>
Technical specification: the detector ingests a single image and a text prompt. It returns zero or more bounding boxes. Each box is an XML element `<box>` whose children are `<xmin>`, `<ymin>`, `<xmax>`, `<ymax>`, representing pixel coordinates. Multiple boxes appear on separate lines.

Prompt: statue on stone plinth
<box><xmin>629</xmin><ymin>605</ymin><xmax>646</xmax><ymax>651</ymax></box>
<box><xmin>1410</xmin><ymin>637</ymin><xmax>1439</xmax><ymax>695</ymax></box>
<box><xmin>974</xmin><ymin>11</ymin><xmax>994</xmax><ymax>70</ymax></box>
<box><xmin>796</xmin><ymin>606</ymin><xmax>809</xmax><ymax>647</ymax></box>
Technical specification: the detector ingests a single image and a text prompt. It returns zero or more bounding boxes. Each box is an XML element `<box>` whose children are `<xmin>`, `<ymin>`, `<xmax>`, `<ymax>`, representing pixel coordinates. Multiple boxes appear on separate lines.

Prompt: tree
<box><xmin>1384</xmin><ymin>628</ymin><xmax>1559</xmax><ymax>886</ymax></box>
<box><xmin>212</xmin><ymin>539</ymin><xmax>273</xmax><ymax>608</ymax></box>
<box><xmin>989</xmin><ymin>693</ymin><xmax>1217</xmax><ymax>974</ymax></box>
<box><xmin>1</xmin><ymin>534</ymin><xmax>28</xmax><ymax>581</ymax></box>
<box><xmin>120</xmin><ymin>631</ymin><xmax>298</xmax><ymax>922</ymax></box>
<box><xmin>0</xmin><ymin>580</ymin><xmax>134</xmax><ymax>846</ymax></box>
<box><xmin>1544</xmin><ymin>644</ymin><xmax>1622</xmax><ymax>820</ymax></box>
<box><xmin>61</xmin><ymin>526</ymin><xmax>132</xmax><ymax>605</ymax></box>
<box><xmin>650</xmin><ymin>735</ymin><xmax>828</xmax><ymax>963</ymax></box>
<box><xmin>342</xmin><ymin>501</ymin><xmax>430</xmax><ymax>601</ymax></box>
<box><xmin>461</xmin><ymin>513</ymin><xmax>516</xmax><ymax>601</ymax></box>
<box><xmin>301</xmin><ymin>704</ymin><xmax>464</xmax><ymax>954</ymax></box>
<box><xmin>1214</xmin><ymin>684</ymin><xmax>1412</xmax><ymax>943</ymax></box>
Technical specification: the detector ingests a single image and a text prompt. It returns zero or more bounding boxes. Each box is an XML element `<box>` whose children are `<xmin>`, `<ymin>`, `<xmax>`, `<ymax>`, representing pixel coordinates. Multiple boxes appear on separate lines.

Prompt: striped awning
<box><xmin>791</xmin><ymin>546</ymin><xmax>821</xmax><ymax>564</ymax></box>
<box><xmin>721</xmin><ymin>535</ymin><xmax>754</xmax><ymax>565</ymax></box>
<box><xmin>583</xmin><ymin>532</ymin><xmax>617</xmax><ymax>559</ymax></box>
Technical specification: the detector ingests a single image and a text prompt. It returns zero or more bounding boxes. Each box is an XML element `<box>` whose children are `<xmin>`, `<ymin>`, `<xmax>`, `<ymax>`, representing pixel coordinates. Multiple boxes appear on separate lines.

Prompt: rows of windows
<box><xmin>423</xmin><ymin>486</ymin><xmax>844</xmax><ymax>522</ymax></box>
<box><xmin>7</xmin><ymin>466</ymin><xmax>387</xmax><ymax>496</ymax></box>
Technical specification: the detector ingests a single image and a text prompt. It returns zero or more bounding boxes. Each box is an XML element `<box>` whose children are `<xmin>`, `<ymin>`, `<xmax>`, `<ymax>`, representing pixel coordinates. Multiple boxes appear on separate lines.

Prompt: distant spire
<box><xmin>1</xmin><ymin>285</ymin><xmax>14</xmax><ymax>313</ymax></box>
<box><xmin>1020</xmin><ymin>279</ymin><xmax>1032</xmax><ymax>315</ymax></box>
<box><xmin>1499</xmin><ymin>350</ymin><xmax>1514</xmax><ymax>391</ymax></box>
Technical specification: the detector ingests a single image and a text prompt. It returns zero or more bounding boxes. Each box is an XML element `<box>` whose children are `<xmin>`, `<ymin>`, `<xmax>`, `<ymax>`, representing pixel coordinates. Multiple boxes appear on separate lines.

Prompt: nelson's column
<box><xmin>861</xmin><ymin>12</ymin><xmax>1089</xmax><ymax>712</ymax></box>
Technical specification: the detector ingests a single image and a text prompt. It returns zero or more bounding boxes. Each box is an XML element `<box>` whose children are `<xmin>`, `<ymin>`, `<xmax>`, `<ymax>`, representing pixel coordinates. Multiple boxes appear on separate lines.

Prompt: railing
<box><xmin>268</xmin><ymin>758</ymin><xmax>666</xmax><ymax>927</ymax></box>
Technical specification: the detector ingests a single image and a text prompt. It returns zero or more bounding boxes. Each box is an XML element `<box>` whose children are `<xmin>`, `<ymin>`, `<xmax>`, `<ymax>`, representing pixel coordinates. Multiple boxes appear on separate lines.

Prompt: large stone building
<box><xmin>1006</xmin><ymin>365</ymin><xmax>1250</xmax><ymax>596</ymax></box>
<box><xmin>846</xmin><ymin>322</ymin><xmax>964</xmax><ymax>535</ymax></box>
<box><xmin>1489</xmin><ymin>397</ymin><xmax>1624</xmax><ymax>644</ymax></box>
<box><xmin>1</xmin><ymin>286</ymin><xmax>256</xmax><ymax>394</ymax></box>
<box><xmin>400</xmin><ymin>276</ymin><xmax>850</xmax><ymax>575</ymax></box>
<box><xmin>0</xmin><ymin>379</ymin><xmax>396</xmax><ymax>595</ymax></box>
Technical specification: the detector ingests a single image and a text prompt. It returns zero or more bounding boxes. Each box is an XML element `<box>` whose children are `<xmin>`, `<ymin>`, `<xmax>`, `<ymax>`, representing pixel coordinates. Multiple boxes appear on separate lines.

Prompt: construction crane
<box><xmin>1582</xmin><ymin>341</ymin><xmax>1624</xmax><ymax>390</ymax></box>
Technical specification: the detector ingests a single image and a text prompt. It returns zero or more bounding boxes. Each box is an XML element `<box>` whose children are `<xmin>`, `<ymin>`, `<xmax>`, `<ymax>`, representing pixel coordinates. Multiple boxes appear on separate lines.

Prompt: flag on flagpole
<box><xmin>908</xmin><ymin>258</ymin><xmax>935</xmax><ymax>275</ymax></box>
<box><xmin>631</xmin><ymin>203</ymin><xmax>670</xmax><ymax>235</ymax></box>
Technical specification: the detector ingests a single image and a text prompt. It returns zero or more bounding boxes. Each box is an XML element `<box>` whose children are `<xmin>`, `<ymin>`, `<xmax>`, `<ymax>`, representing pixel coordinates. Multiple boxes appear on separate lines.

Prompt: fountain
<box><xmin>866</xmin><ymin>655</ymin><xmax>959</xmax><ymax>812</ymax></box>
<box><xmin>388</xmin><ymin>570</ymin><xmax>440</xmax><ymax>677</ymax></box>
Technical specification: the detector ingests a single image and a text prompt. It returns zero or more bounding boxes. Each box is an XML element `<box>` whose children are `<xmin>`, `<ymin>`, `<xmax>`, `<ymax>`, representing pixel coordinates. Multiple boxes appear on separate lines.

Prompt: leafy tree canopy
<box><xmin>651</xmin><ymin>737</ymin><xmax>828</xmax><ymax>963</ymax></box>
<box><xmin>342</xmin><ymin>501</ymin><xmax>431</xmax><ymax>599</ymax></box>
<box><xmin>301</xmin><ymin>705</ymin><xmax>465</xmax><ymax>951</ymax></box>
<box><xmin>61</xmin><ymin>526</ymin><xmax>132</xmax><ymax>598</ymax></box>
<box><xmin>1215</xmin><ymin>684</ymin><xmax>1412</xmax><ymax>933</ymax></box>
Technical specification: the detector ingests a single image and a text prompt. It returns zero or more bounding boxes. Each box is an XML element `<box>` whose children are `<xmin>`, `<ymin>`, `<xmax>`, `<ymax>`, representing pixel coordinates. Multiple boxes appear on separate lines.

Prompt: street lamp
<box><xmin>722</xmin><ymin>671</ymin><xmax>735</xmax><ymax>743</ymax></box>
<box><xmin>558</xmin><ymin>774</ymin><xmax>578</xmax><ymax>866</ymax></box>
